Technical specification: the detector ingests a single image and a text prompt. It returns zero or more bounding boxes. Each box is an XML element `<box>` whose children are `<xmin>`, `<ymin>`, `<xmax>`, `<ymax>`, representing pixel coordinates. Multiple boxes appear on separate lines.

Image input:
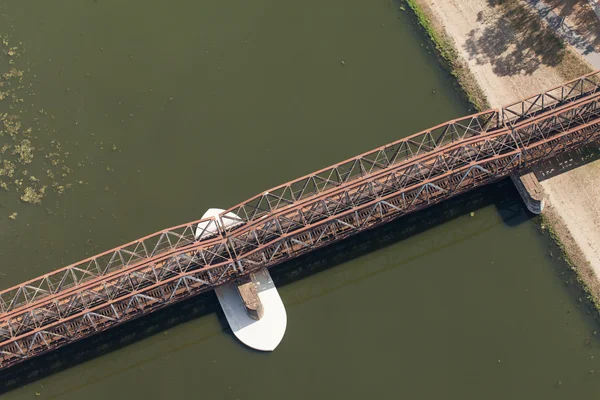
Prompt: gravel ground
<box><xmin>415</xmin><ymin>0</ymin><xmax>600</xmax><ymax>281</ymax></box>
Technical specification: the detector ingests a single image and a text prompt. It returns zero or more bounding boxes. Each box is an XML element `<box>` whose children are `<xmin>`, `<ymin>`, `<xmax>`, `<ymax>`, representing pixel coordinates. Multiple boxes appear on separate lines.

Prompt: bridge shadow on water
<box><xmin>0</xmin><ymin>179</ymin><xmax>548</xmax><ymax>394</ymax></box>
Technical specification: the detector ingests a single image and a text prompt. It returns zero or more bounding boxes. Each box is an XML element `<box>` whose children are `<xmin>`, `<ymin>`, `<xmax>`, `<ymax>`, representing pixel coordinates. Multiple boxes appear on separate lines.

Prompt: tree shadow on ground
<box><xmin>542</xmin><ymin>0</ymin><xmax>600</xmax><ymax>53</ymax></box>
<box><xmin>464</xmin><ymin>0</ymin><xmax>566</xmax><ymax>76</ymax></box>
<box><xmin>526</xmin><ymin>0</ymin><xmax>597</xmax><ymax>56</ymax></box>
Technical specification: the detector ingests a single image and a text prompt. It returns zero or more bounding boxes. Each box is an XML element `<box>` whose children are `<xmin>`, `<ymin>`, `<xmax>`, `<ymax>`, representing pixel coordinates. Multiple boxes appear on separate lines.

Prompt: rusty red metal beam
<box><xmin>1</xmin><ymin>72</ymin><xmax>600</xmax><ymax>371</ymax></box>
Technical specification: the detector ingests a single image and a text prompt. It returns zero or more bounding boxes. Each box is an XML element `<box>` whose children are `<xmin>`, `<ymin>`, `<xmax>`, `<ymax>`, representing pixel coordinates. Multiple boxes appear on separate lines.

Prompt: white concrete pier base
<box><xmin>199</xmin><ymin>208</ymin><xmax>287</xmax><ymax>351</ymax></box>
<box><xmin>510</xmin><ymin>172</ymin><xmax>545</xmax><ymax>214</ymax></box>
<box><xmin>215</xmin><ymin>268</ymin><xmax>287</xmax><ymax>351</ymax></box>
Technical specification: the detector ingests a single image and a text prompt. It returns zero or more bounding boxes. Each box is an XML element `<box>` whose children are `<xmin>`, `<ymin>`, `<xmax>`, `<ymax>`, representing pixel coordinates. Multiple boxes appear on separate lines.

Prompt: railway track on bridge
<box><xmin>1</xmin><ymin>71</ymin><xmax>600</xmax><ymax>370</ymax></box>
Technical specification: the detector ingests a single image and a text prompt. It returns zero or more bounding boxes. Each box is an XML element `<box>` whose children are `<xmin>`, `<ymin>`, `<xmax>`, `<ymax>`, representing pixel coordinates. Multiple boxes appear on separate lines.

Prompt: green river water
<box><xmin>0</xmin><ymin>0</ymin><xmax>599</xmax><ymax>398</ymax></box>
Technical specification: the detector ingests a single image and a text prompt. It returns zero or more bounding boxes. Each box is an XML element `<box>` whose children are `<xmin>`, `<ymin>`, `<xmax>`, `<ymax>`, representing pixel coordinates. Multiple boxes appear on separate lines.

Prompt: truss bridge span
<box><xmin>1</xmin><ymin>71</ymin><xmax>600</xmax><ymax>370</ymax></box>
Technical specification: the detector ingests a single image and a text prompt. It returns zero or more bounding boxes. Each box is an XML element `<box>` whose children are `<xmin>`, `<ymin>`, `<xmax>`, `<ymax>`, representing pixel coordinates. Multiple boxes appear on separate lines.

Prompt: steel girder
<box><xmin>502</xmin><ymin>70</ymin><xmax>600</xmax><ymax>124</ymax></box>
<box><xmin>220</xmin><ymin>111</ymin><xmax>501</xmax><ymax>228</ymax></box>
<box><xmin>0</xmin><ymin>124</ymin><xmax>520</xmax><ymax>334</ymax></box>
<box><xmin>2</xmin><ymin>77</ymin><xmax>600</xmax><ymax>370</ymax></box>
<box><xmin>0</xmin><ymin>111</ymin><xmax>501</xmax><ymax>319</ymax></box>
<box><xmin>0</xmin><ymin>217</ymin><xmax>223</xmax><ymax>315</ymax></box>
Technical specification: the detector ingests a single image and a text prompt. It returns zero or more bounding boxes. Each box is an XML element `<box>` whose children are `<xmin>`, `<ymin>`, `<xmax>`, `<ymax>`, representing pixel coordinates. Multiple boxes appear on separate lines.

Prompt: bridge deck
<box><xmin>1</xmin><ymin>71</ymin><xmax>600</xmax><ymax>370</ymax></box>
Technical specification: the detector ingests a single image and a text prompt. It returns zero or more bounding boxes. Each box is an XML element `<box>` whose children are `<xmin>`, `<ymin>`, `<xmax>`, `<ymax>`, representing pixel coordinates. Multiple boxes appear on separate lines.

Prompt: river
<box><xmin>0</xmin><ymin>0</ymin><xmax>599</xmax><ymax>398</ymax></box>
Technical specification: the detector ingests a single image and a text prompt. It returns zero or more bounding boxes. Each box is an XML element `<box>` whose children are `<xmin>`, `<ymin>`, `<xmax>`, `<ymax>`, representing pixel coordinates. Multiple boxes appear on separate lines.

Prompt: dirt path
<box><xmin>546</xmin><ymin>0</ymin><xmax>600</xmax><ymax>52</ymax></box>
<box><xmin>414</xmin><ymin>0</ymin><xmax>600</xmax><ymax>288</ymax></box>
<box><xmin>417</xmin><ymin>0</ymin><xmax>590</xmax><ymax>107</ymax></box>
<box><xmin>521</xmin><ymin>0</ymin><xmax>600</xmax><ymax>68</ymax></box>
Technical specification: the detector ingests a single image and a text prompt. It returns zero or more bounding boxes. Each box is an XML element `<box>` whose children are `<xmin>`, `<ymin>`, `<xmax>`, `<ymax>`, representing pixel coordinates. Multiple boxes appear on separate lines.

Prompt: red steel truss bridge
<box><xmin>2</xmin><ymin>71</ymin><xmax>600</xmax><ymax>370</ymax></box>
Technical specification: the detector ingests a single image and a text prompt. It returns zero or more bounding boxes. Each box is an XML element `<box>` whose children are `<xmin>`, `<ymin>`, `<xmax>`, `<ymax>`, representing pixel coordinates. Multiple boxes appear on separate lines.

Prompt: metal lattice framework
<box><xmin>2</xmin><ymin>72</ymin><xmax>600</xmax><ymax>371</ymax></box>
<box><xmin>502</xmin><ymin>70</ymin><xmax>600</xmax><ymax>124</ymax></box>
<box><xmin>0</xmin><ymin>218</ymin><xmax>223</xmax><ymax>314</ymax></box>
<box><xmin>221</xmin><ymin>110</ymin><xmax>501</xmax><ymax>227</ymax></box>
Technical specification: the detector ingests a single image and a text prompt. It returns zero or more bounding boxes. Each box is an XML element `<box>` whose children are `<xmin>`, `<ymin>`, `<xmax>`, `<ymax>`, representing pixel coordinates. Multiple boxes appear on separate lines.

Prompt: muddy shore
<box><xmin>407</xmin><ymin>0</ymin><xmax>600</xmax><ymax>306</ymax></box>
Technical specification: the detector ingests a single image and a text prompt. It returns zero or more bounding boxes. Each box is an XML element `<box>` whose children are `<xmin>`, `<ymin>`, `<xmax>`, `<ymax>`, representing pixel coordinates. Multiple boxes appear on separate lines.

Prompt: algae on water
<box><xmin>0</xmin><ymin>33</ymin><xmax>77</xmax><ymax>205</ymax></box>
<box><xmin>13</xmin><ymin>139</ymin><xmax>34</xmax><ymax>163</ymax></box>
<box><xmin>20</xmin><ymin>185</ymin><xmax>46</xmax><ymax>205</ymax></box>
<box><xmin>0</xmin><ymin>159</ymin><xmax>15</xmax><ymax>178</ymax></box>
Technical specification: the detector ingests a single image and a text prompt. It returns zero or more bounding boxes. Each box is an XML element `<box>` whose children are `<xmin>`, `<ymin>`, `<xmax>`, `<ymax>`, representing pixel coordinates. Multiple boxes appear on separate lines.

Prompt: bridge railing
<box><xmin>3</xmin><ymin>73</ymin><xmax>600</xmax><ymax>370</ymax></box>
<box><xmin>3</xmin><ymin>84</ymin><xmax>600</xmax><ymax>368</ymax></box>
<box><xmin>219</xmin><ymin>93</ymin><xmax>600</xmax><ymax>264</ymax></box>
<box><xmin>513</xmin><ymin>93</ymin><xmax>600</xmax><ymax>149</ymax></box>
<box><xmin>224</xmin><ymin>127</ymin><xmax>522</xmax><ymax>259</ymax></box>
<box><xmin>0</xmin><ymin>128</ymin><xmax>528</xmax><ymax>365</ymax></box>
<box><xmin>0</xmin><ymin>111</ymin><xmax>501</xmax><ymax>322</ymax></box>
<box><xmin>502</xmin><ymin>70</ymin><xmax>600</xmax><ymax>125</ymax></box>
<box><xmin>8</xmin><ymin>92</ymin><xmax>594</xmax><ymax>321</ymax></box>
<box><xmin>231</xmin><ymin>99</ymin><xmax>600</xmax><ymax>271</ymax></box>
<box><xmin>0</xmin><ymin>238</ymin><xmax>235</xmax><ymax>345</ymax></box>
<box><xmin>0</xmin><ymin>216</ymin><xmax>223</xmax><ymax>316</ymax></box>
<box><xmin>0</xmin><ymin>118</ymin><xmax>527</xmax><ymax>357</ymax></box>
<box><xmin>219</xmin><ymin>110</ymin><xmax>501</xmax><ymax>230</ymax></box>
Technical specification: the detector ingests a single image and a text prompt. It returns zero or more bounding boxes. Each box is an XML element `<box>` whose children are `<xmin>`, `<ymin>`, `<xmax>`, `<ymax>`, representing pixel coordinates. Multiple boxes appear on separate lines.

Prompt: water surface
<box><xmin>0</xmin><ymin>0</ymin><xmax>598</xmax><ymax>399</ymax></box>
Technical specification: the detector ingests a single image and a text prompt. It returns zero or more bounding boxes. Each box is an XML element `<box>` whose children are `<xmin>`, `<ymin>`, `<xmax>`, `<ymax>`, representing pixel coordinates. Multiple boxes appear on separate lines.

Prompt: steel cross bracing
<box><xmin>2</xmin><ymin>71</ymin><xmax>600</xmax><ymax>370</ymax></box>
<box><xmin>0</xmin><ymin>111</ymin><xmax>501</xmax><ymax>316</ymax></box>
<box><xmin>502</xmin><ymin>70</ymin><xmax>600</xmax><ymax>124</ymax></box>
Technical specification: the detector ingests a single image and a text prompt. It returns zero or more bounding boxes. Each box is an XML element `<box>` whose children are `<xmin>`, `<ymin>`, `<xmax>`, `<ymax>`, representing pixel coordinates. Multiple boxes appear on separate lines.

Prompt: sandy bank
<box><xmin>410</xmin><ymin>0</ymin><xmax>600</xmax><ymax>298</ymax></box>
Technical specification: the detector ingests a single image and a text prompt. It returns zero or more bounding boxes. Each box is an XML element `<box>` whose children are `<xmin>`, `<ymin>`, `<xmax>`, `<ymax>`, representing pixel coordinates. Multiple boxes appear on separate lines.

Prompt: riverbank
<box><xmin>405</xmin><ymin>0</ymin><xmax>600</xmax><ymax>307</ymax></box>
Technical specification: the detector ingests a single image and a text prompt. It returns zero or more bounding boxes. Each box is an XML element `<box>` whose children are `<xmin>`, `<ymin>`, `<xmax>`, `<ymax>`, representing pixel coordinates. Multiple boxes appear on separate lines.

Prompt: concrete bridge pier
<box><xmin>199</xmin><ymin>208</ymin><xmax>287</xmax><ymax>351</ymax></box>
<box><xmin>236</xmin><ymin>274</ymin><xmax>265</xmax><ymax>321</ymax></box>
<box><xmin>511</xmin><ymin>171</ymin><xmax>545</xmax><ymax>214</ymax></box>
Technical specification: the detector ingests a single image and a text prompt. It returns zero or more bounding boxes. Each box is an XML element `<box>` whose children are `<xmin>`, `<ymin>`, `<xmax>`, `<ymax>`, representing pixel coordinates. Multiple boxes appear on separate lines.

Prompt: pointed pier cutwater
<box><xmin>197</xmin><ymin>208</ymin><xmax>287</xmax><ymax>351</ymax></box>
